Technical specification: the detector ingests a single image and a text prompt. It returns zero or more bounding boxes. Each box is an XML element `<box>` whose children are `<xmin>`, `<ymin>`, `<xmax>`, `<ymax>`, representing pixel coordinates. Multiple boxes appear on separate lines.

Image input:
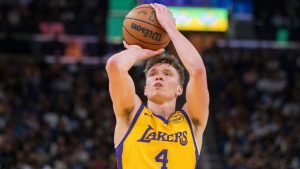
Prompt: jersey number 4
<box><xmin>155</xmin><ymin>149</ymin><xmax>168</xmax><ymax>169</ymax></box>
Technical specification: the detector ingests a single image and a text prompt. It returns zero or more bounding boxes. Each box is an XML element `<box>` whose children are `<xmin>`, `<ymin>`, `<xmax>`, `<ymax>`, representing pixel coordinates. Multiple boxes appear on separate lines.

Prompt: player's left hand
<box><xmin>150</xmin><ymin>3</ymin><xmax>176</xmax><ymax>31</ymax></box>
<box><xmin>123</xmin><ymin>41</ymin><xmax>165</xmax><ymax>60</ymax></box>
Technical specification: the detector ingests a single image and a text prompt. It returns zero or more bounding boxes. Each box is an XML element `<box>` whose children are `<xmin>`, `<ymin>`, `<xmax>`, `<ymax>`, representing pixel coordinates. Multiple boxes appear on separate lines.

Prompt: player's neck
<box><xmin>147</xmin><ymin>100</ymin><xmax>176</xmax><ymax>119</ymax></box>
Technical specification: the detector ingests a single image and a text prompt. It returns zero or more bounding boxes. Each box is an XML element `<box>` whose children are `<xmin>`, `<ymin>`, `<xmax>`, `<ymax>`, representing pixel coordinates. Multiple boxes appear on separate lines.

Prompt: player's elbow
<box><xmin>106</xmin><ymin>56</ymin><xmax>121</xmax><ymax>73</ymax></box>
<box><xmin>189</xmin><ymin>66</ymin><xmax>206</xmax><ymax>77</ymax></box>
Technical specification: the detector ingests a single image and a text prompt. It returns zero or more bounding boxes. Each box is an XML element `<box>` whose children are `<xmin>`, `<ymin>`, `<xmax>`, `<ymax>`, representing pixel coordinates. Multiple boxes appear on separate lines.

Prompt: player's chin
<box><xmin>148</xmin><ymin>93</ymin><xmax>171</xmax><ymax>103</ymax></box>
<box><xmin>149</xmin><ymin>90</ymin><xmax>163</xmax><ymax>97</ymax></box>
<box><xmin>148</xmin><ymin>94</ymin><xmax>163</xmax><ymax>101</ymax></box>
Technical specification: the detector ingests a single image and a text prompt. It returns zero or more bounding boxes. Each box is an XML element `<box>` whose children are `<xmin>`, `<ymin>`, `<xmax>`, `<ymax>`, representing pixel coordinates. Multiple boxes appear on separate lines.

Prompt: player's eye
<box><xmin>164</xmin><ymin>72</ymin><xmax>171</xmax><ymax>76</ymax></box>
<box><xmin>149</xmin><ymin>72</ymin><xmax>156</xmax><ymax>76</ymax></box>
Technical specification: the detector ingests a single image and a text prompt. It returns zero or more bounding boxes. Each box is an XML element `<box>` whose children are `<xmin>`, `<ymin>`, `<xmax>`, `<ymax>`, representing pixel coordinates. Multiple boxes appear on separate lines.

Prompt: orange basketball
<box><xmin>123</xmin><ymin>4</ymin><xmax>170</xmax><ymax>50</ymax></box>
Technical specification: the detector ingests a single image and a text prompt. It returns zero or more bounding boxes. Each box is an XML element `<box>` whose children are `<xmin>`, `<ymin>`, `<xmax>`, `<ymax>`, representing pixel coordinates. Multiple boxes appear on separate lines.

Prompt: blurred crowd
<box><xmin>0</xmin><ymin>0</ymin><xmax>107</xmax><ymax>35</ymax></box>
<box><xmin>1</xmin><ymin>0</ymin><xmax>300</xmax><ymax>41</ymax></box>
<box><xmin>0</xmin><ymin>60</ymin><xmax>116</xmax><ymax>169</ymax></box>
<box><xmin>254</xmin><ymin>0</ymin><xmax>300</xmax><ymax>41</ymax></box>
<box><xmin>205</xmin><ymin>47</ymin><xmax>300</xmax><ymax>169</ymax></box>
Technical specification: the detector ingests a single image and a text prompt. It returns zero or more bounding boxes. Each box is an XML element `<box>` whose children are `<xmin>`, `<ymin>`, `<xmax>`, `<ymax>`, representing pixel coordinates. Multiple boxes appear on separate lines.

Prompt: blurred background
<box><xmin>0</xmin><ymin>0</ymin><xmax>299</xmax><ymax>169</ymax></box>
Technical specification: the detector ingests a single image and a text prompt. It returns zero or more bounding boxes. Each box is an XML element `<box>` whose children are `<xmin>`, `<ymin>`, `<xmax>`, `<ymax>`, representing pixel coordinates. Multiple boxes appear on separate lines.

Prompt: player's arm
<box><xmin>106</xmin><ymin>42</ymin><xmax>164</xmax><ymax>118</ymax></box>
<box><xmin>151</xmin><ymin>3</ymin><xmax>209</xmax><ymax>132</ymax></box>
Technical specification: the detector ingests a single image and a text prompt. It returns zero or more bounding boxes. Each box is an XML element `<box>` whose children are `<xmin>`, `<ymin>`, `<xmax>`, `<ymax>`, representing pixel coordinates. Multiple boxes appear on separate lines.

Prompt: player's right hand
<box><xmin>150</xmin><ymin>3</ymin><xmax>176</xmax><ymax>32</ymax></box>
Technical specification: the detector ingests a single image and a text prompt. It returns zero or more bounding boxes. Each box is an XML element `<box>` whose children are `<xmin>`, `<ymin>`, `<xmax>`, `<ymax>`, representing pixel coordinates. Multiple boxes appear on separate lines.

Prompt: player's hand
<box><xmin>150</xmin><ymin>3</ymin><xmax>176</xmax><ymax>31</ymax></box>
<box><xmin>123</xmin><ymin>41</ymin><xmax>164</xmax><ymax>60</ymax></box>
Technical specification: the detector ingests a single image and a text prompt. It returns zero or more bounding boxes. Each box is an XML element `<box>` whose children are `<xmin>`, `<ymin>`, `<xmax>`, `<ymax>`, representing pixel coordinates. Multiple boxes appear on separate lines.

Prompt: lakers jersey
<box><xmin>115</xmin><ymin>104</ymin><xmax>200</xmax><ymax>169</ymax></box>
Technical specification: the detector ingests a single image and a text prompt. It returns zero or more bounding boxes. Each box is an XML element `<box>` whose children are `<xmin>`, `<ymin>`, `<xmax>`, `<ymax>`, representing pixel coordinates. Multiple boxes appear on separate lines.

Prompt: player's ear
<box><xmin>175</xmin><ymin>85</ymin><xmax>183</xmax><ymax>97</ymax></box>
<box><xmin>144</xmin><ymin>85</ymin><xmax>148</xmax><ymax>96</ymax></box>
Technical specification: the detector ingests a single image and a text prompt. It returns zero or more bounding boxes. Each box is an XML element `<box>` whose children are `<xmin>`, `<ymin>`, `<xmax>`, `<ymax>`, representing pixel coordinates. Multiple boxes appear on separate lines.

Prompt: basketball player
<box><xmin>106</xmin><ymin>3</ymin><xmax>209</xmax><ymax>169</ymax></box>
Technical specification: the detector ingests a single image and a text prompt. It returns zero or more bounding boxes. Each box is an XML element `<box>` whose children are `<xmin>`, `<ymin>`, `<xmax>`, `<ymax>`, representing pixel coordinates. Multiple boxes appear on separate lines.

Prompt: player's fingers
<box><xmin>153</xmin><ymin>48</ymin><xmax>165</xmax><ymax>55</ymax></box>
<box><xmin>155</xmin><ymin>3</ymin><xmax>168</xmax><ymax>12</ymax></box>
<box><xmin>150</xmin><ymin>4</ymin><xmax>158</xmax><ymax>17</ymax></box>
<box><xmin>155</xmin><ymin>3</ymin><xmax>173</xmax><ymax>17</ymax></box>
<box><xmin>124</xmin><ymin>41</ymin><xmax>141</xmax><ymax>49</ymax></box>
<box><xmin>164</xmin><ymin>7</ymin><xmax>172</xmax><ymax>16</ymax></box>
<box><xmin>151</xmin><ymin>3</ymin><xmax>160</xmax><ymax>15</ymax></box>
<box><xmin>153</xmin><ymin>3</ymin><xmax>164</xmax><ymax>12</ymax></box>
<box><xmin>161</xmin><ymin>4</ymin><xmax>169</xmax><ymax>12</ymax></box>
<box><xmin>150</xmin><ymin>3</ymin><xmax>155</xmax><ymax>9</ymax></box>
<box><xmin>150</xmin><ymin>3</ymin><xmax>156</xmax><ymax>10</ymax></box>
<box><xmin>144</xmin><ymin>48</ymin><xmax>164</xmax><ymax>57</ymax></box>
<box><xmin>168</xmin><ymin>9</ymin><xmax>173</xmax><ymax>15</ymax></box>
<box><xmin>123</xmin><ymin>40</ymin><xmax>129</xmax><ymax>48</ymax></box>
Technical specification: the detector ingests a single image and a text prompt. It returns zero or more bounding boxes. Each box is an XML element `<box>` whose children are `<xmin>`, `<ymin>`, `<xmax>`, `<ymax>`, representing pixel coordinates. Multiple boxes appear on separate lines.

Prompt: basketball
<box><xmin>123</xmin><ymin>4</ymin><xmax>170</xmax><ymax>50</ymax></box>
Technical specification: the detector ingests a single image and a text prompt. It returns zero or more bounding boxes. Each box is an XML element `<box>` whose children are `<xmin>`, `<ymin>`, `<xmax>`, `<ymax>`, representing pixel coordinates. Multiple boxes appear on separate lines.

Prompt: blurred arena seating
<box><xmin>204</xmin><ymin>47</ymin><xmax>300</xmax><ymax>169</ymax></box>
<box><xmin>0</xmin><ymin>0</ymin><xmax>299</xmax><ymax>169</ymax></box>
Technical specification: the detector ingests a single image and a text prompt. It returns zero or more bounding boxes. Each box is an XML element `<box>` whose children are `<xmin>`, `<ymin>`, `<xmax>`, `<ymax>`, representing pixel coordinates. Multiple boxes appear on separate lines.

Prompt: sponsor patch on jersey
<box><xmin>169</xmin><ymin>114</ymin><xmax>184</xmax><ymax>124</ymax></box>
<box><xmin>144</xmin><ymin>112</ymin><xmax>152</xmax><ymax>117</ymax></box>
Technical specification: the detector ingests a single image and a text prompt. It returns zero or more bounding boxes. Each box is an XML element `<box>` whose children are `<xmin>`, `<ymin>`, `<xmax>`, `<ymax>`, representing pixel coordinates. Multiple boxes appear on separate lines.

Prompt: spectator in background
<box><xmin>206</xmin><ymin>47</ymin><xmax>300</xmax><ymax>169</ymax></box>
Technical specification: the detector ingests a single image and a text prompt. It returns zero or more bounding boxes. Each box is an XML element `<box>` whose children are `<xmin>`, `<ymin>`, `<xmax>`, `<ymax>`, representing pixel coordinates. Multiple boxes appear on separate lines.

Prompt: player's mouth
<box><xmin>154</xmin><ymin>82</ymin><xmax>163</xmax><ymax>87</ymax></box>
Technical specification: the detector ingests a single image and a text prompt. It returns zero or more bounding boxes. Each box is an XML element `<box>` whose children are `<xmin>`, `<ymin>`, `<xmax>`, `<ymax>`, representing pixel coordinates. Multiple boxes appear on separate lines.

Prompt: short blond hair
<box><xmin>144</xmin><ymin>53</ymin><xmax>185</xmax><ymax>85</ymax></box>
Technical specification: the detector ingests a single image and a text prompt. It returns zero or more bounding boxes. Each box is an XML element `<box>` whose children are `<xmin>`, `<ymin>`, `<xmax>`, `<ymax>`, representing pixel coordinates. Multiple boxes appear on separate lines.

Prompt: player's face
<box><xmin>145</xmin><ymin>63</ymin><xmax>183</xmax><ymax>103</ymax></box>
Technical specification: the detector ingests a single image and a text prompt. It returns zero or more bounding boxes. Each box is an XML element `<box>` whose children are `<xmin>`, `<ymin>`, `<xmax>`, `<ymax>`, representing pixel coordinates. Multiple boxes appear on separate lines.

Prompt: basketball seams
<box><xmin>127</xmin><ymin>7</ymin><xmax>154</xmax><ymax>18</ymax></box>
<box><xmin>123</xmin><ymin>4</ymin><xmax>170</xmax><ymax>50</ymax></box>
<box><xmin>123</xmin><ymin>26</ymin><xmax>169</xmax><ymax>46</ymax></box>
<box><xmin>130</xmin><ymin>6</ymin><xmax>153</xmax><ymax>14</ymax></box>
<box><xmin>131</xmin><ymin>6</ymin><xmax>153</xmax><ymax>11</ymax></box>
<box><xmin>124</xmin><ymin>18</ymin><xmax>167</xmax><ymax>33</ymax></box>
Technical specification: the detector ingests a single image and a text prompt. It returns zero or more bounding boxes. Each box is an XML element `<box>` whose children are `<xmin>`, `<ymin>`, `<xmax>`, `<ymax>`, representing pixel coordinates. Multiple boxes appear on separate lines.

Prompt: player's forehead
<box><xmin>148</xmin><ymin>63</ymin><xmax>176</xmax><ymax>72</ymax></box>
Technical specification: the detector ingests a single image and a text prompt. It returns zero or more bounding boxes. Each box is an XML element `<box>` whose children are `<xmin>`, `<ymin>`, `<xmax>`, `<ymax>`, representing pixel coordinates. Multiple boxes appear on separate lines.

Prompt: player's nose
<box><xmin>155</xmin><ymin>75</ymin><xmax>163</xmax><ymax>81</ymax></box>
